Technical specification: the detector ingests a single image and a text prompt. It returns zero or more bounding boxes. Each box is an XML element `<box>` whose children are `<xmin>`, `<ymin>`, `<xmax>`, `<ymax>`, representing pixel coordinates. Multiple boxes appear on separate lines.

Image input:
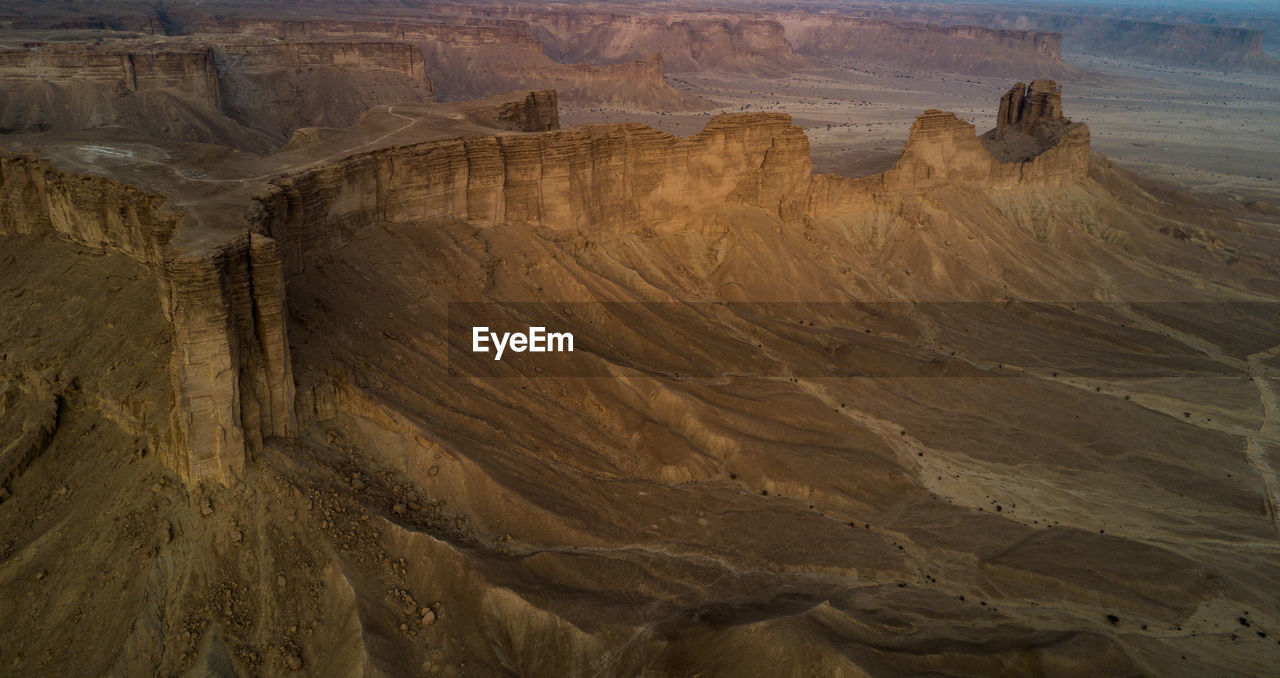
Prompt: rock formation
<box><xmin>4</xmin><ymin>70</ymin><xmax>1280</xmax><ymax>677</ymax></box>
<box><xmin>0</xmin><ymin>154</ymin><xmax>293</xmax><ymax>483</ymax></box>
<box><xmin>948</xmin><ymin>10</ymin><xmax>1280</xmax><ymax>71</ymax></box>
<box><xmin>982</xmin><ymin>80</ymin><xmax>1081</xmax><ymax>163</ymax></box>
<box><xmin>177</xmin><ymin>17</ymin><xmax>707</xmax><ymax>110</ymax></box>
<box><xmin>464</xmin><ymin>89</ymin><xmax>561</xmax><ymax>132</ymax></box>
<box><xmin>995</xmin><ymin>80</ymin><xmax>1064</xmax><ymax>138</ymax></box>
<box><xmin>775</xmin><ymin>14</ymin><xmax>1077</xmax><ymax>78</ymax></box>
<box><xmin>0</xmin><ymin>38</ymin><xmax>435</xmax><ymax>149</ymax></box>
<box><xmin>489</xmin><ymin>11</ymin><xmax>812</xmax><ymax>75</ymax></box>
<box><xmin>0</xmin><ymin>81</ymin><xmax>1092</xmax><ymax>484</ymax></box>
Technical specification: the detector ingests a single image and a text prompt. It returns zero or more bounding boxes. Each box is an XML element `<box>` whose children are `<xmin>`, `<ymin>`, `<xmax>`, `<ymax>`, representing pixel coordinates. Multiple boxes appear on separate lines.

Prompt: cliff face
<box><xmin>181</xmin><ymin>17</ymin><xmax>704</xmax><ymax>110</ymax></box>
<box><xmin>776</xmin><ymin>15</ymin><xmax>1076</xmax><ymax>78</ymax></box>
<box><xmin>211</xmin><ymin>40</ymin><xmax>435</xmax><ymax>139</ymax></box>
<box><xmin>0</xmin><ymin>38</ymin><xmax>436</xmax><ymax>148</ymax></box>
<box><xmin>889</xmin><ymin>108</ymin><xmax>1088</xmax><ymax>189</ymax></box>
<box><xmin>520</xmin><ymin>12</ymin><xmax>811</xmax><ymax>75</ymax></box>
<box><xmin>808</xmin><ymin>81</ymin><xmax>1090</xmax><ymax>217</ymax></box>
<box><xmin>0</xmin><ymin>42</ymin><xmax>238</xmax><ymax>142</ymax></box>
<box><xmin>1064</xmin><ymin>20</ymin><xmax>1277</xmax><ymax>70</ymax></box>
<box><xmin>995</xmin><ymin>80</ymin><xmax>1064</xmax><ymax>139</ymax></box>
<box><xmin>973</xmin><ymin>13</ymin><xmax>1278</xmax><ymax>71</ymax></box>
<box><xmin>0</xmin><ymin>79</ymin><xmax>1092</xmax><ymax>486</ymax></box>
<box><xmin>464</xmin><ymin>89</ymin><xmax>560</xmax><ymax>132</ymax></box>
<box><xmin>0</xmin><ymin>43</ymin><xmax>221</xmax><ymax>108</ymax></box>
<box><xmin>214</xmin><ymin>41</ymin><xmax>428</xmax><ymax>83</ymax></box>
<box><xmin>257</xmin><ymin>79</ymin><xmax>1090</xmax><ymax>279</ymax></box>
<box><xmin>0</xmin><ymin>154</ymin><xmax>294</xmax><ymax>484</ymax></box>
<box><xmin>411</xmin><ymin>26</ymin><xmax>703</xmax><ymax>109</ymax></box>
<box><xmin>256</xmin><ymin>112</ymin><xmax>812</xmax><ymax>264</ymax></box>
<box><xmin>163</xmin><ymin>232</ymin><xmax>294</xmax><ymax>481</ymax></box>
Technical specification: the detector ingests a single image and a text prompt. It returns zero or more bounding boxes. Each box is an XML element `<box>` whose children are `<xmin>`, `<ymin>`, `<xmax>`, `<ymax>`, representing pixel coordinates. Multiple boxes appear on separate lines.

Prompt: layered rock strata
<box><xmin>256</xmin><ymin>111</ymin><xmax>813</xmax><ymax>258</ymax></box>
<box><xmin>0</xmin><ymin>80</ymin><xmax>1089</xmax><ymax>486</ymax></box>
<box><xmin>995</xmin><ymin>80</ymin><xmax>1065</xmax><ymax>139</ymax></box>
<box><xmin>0</xmin><ymin>155</ymin><xmax>294</xmax><ymax>484</ymax></box>
<box><xmin>464</xmin><ymin>89</ymin><xmax>561</xmax><ymax>132</ymax></box>
<box><xmin>776</xmin><ymin>14</ymin><xmax>1074</xmax><ymax>77</ymax></box>
<box><xmin>0</xmin><ymin>43</ymin><xmax>223</xmax><ymax>108</ymax></box>
<box><xmin>0</xmin><ymin>39</ymin><xmax>435</xmax><ymax>147</ymax></box>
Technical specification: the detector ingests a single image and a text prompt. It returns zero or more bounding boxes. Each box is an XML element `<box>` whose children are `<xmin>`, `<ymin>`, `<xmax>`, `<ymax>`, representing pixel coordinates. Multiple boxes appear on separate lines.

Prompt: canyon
<box><xmin>1</xmin><ymin>2</ymin><xmax>1279</xmax><ymax>677</ymax></box>
<box><xmin>3</xmin><ymin>73</ymin><xmax>1280</xmax><ymax>674</ymax></box>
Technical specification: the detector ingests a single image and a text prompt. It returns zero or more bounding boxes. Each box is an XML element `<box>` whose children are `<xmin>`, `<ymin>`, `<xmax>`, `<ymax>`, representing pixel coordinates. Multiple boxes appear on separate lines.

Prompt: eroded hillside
<box><xmin>2</xmin><ymin>61</ymin><xmax>1280</xmax><ymax>677</ymax></box>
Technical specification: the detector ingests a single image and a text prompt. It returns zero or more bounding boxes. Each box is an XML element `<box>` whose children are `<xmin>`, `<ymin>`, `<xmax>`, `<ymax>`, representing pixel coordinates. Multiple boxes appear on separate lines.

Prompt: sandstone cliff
<box><xmin>776</xmin><ymin>15</ymin><xmax>1076</xmax><ymax>78</ymax></box>
<box><xmin>410</xmin><ymin>26</ymin><xmax>704</xmax><ymax>110</ymax></box>
<box><xmin>995</xmin><ymin>80</ymin><xmax>1064</xmax><ymax>139</ymax></box>
<box><xmin>0</xmin><ymin>154</ymin><xmax>294</xmax><ymax>484</ymax></box>
<box><xmin>0</xmin><ymin>38</ymin><xmax>436</xmax><ymax>149</ymax></box>
<box><xmin>14</xmin><ymin>71</ymin><xmax>1280</xmax><ymax>678</ymax></box>
<box><xmin>508</xmin><ymin>11</ymin><xmax>811</xmax><ymax>75</ymax></box>
<box><xmin>0</xmin><ymin>42</ymin><xmax>221</xmax><ymax>108</ymax></box>
<box><xmin>464</xmin><ymin>89</ymin><xmax>561</xmax><ymax>132</ymax></box>
<box><xmin>256</xmin><ymin>111</ymin><xmax>812</xmax><ymax>257</ymax></box>
<box><xmin>182</xmin><ymin>17</ymin><xmax>707</xmax><ymax>110</ymax></box>
<box><xmin>212</xmin><ymin>40</ymin><xmax>434</xmax><ymax>140</ymax></box>
<box><xmin>0</xmin><ymin>79</ymin><xmax>1091</xmax><ymax>488</ymax></box>
<box><xmin>953</xmin><ymin>11</ymin><xmax>1279</xmax><ymax>71</ymax></box>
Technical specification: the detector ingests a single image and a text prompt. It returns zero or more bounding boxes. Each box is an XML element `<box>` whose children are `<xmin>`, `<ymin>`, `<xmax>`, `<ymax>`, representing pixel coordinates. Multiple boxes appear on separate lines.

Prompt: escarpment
<box><xmin>0</xmin><ymin>79</ymin><xmax>1090</xmax><ymax>486</ymax></box>
<box><xmin>503</xmin><ymin>11</ymin><xmax>811</xmax><ymax>75</ymax></box>
<box><xmin>256</xmin><ymin>111</ymin><xmax>813</xmax><ymax>255</ymax></box>
<box><xmin>181</xmin><ymin>17</ymin><xmax>704</xmax><ymax>110</ymax></box>
<box><xmin>464</xmin><ymin>89</ymin><xmax>561</xmax><ymax>132</ymax></box>
<box><xmin>951</xmin><ymin>11</ymin><xmax>1280</xmax><ymax>71</ymax></box>
<box><xmin>776</xmin><ymin>14</ymin><xmax>1075</xmax><ymax>78</ymax></box>
<box><xmin>10</xmin><ymin>64</ymin><xmax>1280</xmax><ymax>676</ymax></box>
<box><xmin>0</xmin><ymin>39</ymin><xmax>435</xmax><ymax>148</ymax></box>
<box><xmin>0</xmin><ymin>154</ymin><xmax>293</xmax><ymax>483</ymax></box>
<box><xmin>0</xmin><ymin>43</ymin><xmax>222</xmax><ymax>108</ymax></box>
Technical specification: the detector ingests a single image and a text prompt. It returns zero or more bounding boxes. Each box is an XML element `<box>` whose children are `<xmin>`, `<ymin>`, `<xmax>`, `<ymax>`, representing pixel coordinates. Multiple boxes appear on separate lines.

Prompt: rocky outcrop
<box><xmin>256</xmin><ymin>112</ymin><xmax>812</xmax><ymax>263</ymax></box>
<box><xmin>0</xmin><ymin>42</ymin><xmax>222</xmax><ymax>108</ymax></box>
<box><xmin>0</xmin><ymin>154</ymin><xmax>293</xmax><ymax>484</ymax></box>
<box><xmin>465</xmin><ymin>90</ymin><xmax>560</xmax><ymax>132</ymax></box>
<box><xmin>776</xmin><ymin>15</ymin><xmax>1076</xmax><ymax>78</ymax></box>
<box><xmin>891</xmin><ymin>108</ymin><xmax>1088</xmax><ymax>189</ymax></box>
<box><xmin>983</xmin><ymin>80</ymin><xmax>1082</xmax><ymax>164</ymax></box>
<box><xmin>164</xmin><ymin>233</ymin><xmax>294</xmax><ymax>481</ymax></box>
<box><xmin>808</xmin><ymin>80</ymin><xmax>1090</xmax><ymax>216</ymax></box>
<box><xmin>0</xmin><ymin>38</ymin><xmax>435</xmax><ymax>148</ymax></box>
<box><xmin>213</xmin><ymin>41</ymin><xmax>429</xmax><ymax>84</ymax></box>
<box><xmin>508</xmin><ymin>12</ymin><xmax>811</xmax><ymax>75</ymax></box>
<box><xmin>995</xmin><ymin>80</ymin><xmax>1064</xmax><ymax>139</ymax></box>
<box><xmin>951</xmin><ymin>12</ymin><xmax>1279</xmax><ymax>71</ymax></box>
<box><xmin>0</xmin><ymin>79</ymin><xmax>1091</xmax><ymax>487</ymax></box>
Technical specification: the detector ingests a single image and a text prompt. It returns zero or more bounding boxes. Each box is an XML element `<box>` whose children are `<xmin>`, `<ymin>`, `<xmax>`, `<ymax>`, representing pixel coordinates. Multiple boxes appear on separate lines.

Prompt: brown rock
<box><xmin>995</xmin><ymin>79</ymin><xmax>1065</xmax><ymax>139</ymax></box>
